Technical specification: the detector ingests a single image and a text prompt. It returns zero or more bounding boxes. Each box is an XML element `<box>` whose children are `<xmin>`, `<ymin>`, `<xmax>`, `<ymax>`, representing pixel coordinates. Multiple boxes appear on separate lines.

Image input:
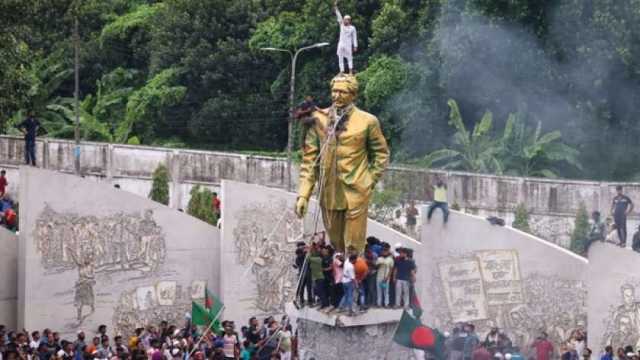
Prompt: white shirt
<box><xmin>342</xmin><ymin>260</ymin><xmax>355</xmax><ymax>283</ymax></box>
<box><xmin>335</xmin><ymin>8</ymin><xmax>357</xmax><ymax>53</ymax></box>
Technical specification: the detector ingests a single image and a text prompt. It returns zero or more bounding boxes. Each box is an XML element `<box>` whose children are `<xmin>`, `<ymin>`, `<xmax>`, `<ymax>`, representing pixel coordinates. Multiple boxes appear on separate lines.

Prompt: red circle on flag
<box><xmin>411</xmin><ymin>326</ymin><xmax>435</xmax><ymax>348</ymax></box>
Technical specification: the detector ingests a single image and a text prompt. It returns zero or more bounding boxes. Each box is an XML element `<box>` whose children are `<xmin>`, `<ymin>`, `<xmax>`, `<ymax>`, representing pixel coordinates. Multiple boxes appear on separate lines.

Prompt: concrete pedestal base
<box><xmin>287</xmin><ymin>303</ymin><xmax>422</xmax><ymax>360</ymax></box>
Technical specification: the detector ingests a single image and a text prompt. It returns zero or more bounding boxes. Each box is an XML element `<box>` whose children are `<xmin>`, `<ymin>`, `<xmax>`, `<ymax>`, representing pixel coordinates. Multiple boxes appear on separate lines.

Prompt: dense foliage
<box><xmin>5</xmin><ymin>0</ymin><xmax>640</xmax><ymax>180</ymax></box>
<box><xmin>570</xmin><ymin>202</ymin><xmax>590</xmax><ymax>255</ymax></box>
<box><xmin>187</xmin><ymin>185</ymin><xmax>218</xmax><ymax>226</ymax></box>
<box><xmin>149</xmin><ymin>163</ymin><xmax>170</xmax><ymax>205</ymax></box>
<box><xmin>512</xmin><ymin>203</ymin><xmax>531</xmax><ymax>233</ymax></box>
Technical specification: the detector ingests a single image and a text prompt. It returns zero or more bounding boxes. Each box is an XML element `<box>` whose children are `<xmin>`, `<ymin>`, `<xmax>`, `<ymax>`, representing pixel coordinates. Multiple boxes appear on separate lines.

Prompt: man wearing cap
<box><xmin>295</xmin><ymin>74</ymin><xmax>389</xmax><ymax>255</ymax></box>
<box><xmin>333</xmin><ymin>0</ymin><xmax>358</xmax><ymax>74</ymax></box>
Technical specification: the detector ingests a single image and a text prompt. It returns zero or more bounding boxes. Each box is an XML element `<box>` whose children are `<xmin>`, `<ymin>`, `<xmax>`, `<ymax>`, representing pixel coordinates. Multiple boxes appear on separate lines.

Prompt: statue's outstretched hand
<box><xmin>295</xmin><ymin>197</ymin><xmax>309</xmax><ymax>218</ymax></box>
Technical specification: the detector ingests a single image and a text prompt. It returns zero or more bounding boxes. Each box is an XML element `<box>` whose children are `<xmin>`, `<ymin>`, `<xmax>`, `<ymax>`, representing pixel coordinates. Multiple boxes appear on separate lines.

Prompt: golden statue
<box><xmin>295</xmin><ymin>74</ymin><xmax>390</xmax><ymax>254</ymax></box>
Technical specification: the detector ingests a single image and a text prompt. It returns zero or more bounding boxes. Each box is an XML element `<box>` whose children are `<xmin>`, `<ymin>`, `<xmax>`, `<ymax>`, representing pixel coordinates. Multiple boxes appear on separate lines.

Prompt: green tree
<box><xmin>500</xmin><ymin>114</ymin><xmax>582</xmax><ymax>178</ymax></box>
<box><xmin>5</xmin><ymin>53</ymin><xmax>73</xmax><ymax>136</ymax></box>
<box><xmin>570</xmin><ymin>202</ymin><xmax>590</xmax><ymax>256</ymax></box>
<box><xmin>426</xmin><ymin>99</ymin><xmax>503</xmax><ymax>174</ymax></box>
<box><xmin>368</xmin><ymin>0</ymin><xmax>409</xmax><ymax>54</ymax></box>
<box><xmin>512</xmin><ymin>203</ymin><xmax>531</xmax><ymax>233</ymax></box>
<box><xmin>115</xmin><ymin>68</ymin><xmax>186</xmax><ymax>144</ymax></box>
<box><xmin>149</xmin><ymin>164</ymin><xmax>170</xmax><ymax>205</ymax></box>
<box><xmin>187</xmin><ymin>185</ymin><xmax>218</xmax><ymax>225</ymax></box>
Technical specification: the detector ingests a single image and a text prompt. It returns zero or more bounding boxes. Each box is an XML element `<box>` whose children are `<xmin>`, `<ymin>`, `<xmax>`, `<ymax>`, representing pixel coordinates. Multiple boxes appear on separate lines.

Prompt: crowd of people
<box><xmin>442</xmin><ymin>323</ymin><xmax>590</xmax><ymax>360</ymax></box>
<box><xmin>0</xmin><ymin>316</ymin><xmax>298</xmax><ymax>360</ymax></box>
<box><xmin>294</xmin><ymin>235</ymin><xmax>417</xmax><ymax>316</ymax></box>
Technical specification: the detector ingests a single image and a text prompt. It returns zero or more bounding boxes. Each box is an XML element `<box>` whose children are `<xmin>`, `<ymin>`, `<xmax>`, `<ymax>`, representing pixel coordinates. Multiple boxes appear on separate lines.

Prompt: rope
<box><xmin>293</xmin><ymin>106</ymin><xmax>347</xmax><ymax>303</ymax></box>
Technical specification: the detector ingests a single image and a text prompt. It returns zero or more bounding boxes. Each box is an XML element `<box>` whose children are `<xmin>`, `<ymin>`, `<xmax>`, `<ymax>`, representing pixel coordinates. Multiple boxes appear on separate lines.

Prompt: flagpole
<box><xmin>188</xmin><ymin>305</ymin><xmax>226</xmax><ymax>358</ymax></box>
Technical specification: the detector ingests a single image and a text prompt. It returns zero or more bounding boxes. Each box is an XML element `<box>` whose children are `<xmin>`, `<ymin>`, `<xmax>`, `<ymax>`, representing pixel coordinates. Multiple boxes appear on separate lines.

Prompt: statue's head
<box><xmin>331</xmin><ymin>74</ymin><xmax>358</xmax><ymax>109</ymax></box>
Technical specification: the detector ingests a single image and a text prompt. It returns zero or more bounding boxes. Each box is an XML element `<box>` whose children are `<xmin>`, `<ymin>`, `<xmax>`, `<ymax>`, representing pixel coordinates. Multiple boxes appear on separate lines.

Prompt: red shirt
<box><xmin>534</xmin><ymin>339</ymin><xmax>553</xmax><ymax>360</ymax></box>
<box><xmin>4</xmin><ymin>209</ymin><xmax>15</xmax><ymax>226</ymax></box>
<box><xmin>472</xmin><ymin>347</ymin><xmax>491</xmax><ymax>360</ymax></box>
<box><xmin>0</xmin><ymin>176</ymin><xmax>8</xmax><ymax>195</ymax></box>
<box><xmin>212</xmin><ymin>197</ymin><xmax>221</xmax><ymax>211</ymax></box>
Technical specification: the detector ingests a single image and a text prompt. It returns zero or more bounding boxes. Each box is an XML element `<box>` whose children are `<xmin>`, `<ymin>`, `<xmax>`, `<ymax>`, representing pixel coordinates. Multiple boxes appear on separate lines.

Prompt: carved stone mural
<box><xmin>296</xmin><ymin>319</ymin><xmax>416</xmax><ymax>360</ymax></box>
<box><xmin>34</xmin><ymin>204</ymin><xmax>166</xmax><ymax>325</ymax></box>
<box><xmin>232</xmin><ymin>199</ymin><xmax>303</xmax><ymax>314</ymax></box>
<box><xmin>430</xmin><ymin>249</ymin><xmax>586</xmax><ymax>355</ymax></box>
<box><xmin>112</xmin><ymin>280</ymin><xmax>206</xmax><ymax>336</ymax></box>
<box><xmin>601</xmin><ymin>280</ymin><xmax>640</xmax><ymax>350</ymax></box>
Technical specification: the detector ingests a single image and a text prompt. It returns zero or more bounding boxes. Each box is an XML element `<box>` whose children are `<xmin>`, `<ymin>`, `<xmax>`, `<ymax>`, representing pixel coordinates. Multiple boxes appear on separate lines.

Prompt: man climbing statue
<box><xmin>333</xmin><ymin>0</ymin><xmax>358</xmax><ymax>74</ymax></box>
<box><xmin>295</xmin><ymin>74</ymin><xmax>389</xmax><ymax>254</ymax></box>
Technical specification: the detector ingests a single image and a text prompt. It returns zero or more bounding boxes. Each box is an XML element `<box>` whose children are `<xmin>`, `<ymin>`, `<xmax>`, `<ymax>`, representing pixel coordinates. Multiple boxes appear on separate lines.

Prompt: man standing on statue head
<box><xmin>333</xmin><ymin>0</ymin><xmax>357</xmax><ymax>74</ymax></box>
<box><xmin>295</xmin><ymin>74</ymin><xmax>389</xmax><ymax>255</ymax></box>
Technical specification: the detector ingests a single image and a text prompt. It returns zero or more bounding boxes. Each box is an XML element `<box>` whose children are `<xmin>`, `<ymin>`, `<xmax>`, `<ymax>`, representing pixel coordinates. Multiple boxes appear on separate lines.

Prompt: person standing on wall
<box><xmin>610</xmin><ymin>185</ymin><xmax>634</xmax><ymax>248</ymax></box>
<box><xmin>333</xmin><ymin>0</ymin><xmax>358</xmax><ymax>74</ymax></box>
<box><xmin>405</xmin><ymin>200</ymin><xmax>419</xmax><ymax>236</ymax></box>
<box><xmin>17</xmin><ymin>111</ymin><xmax>40</xmax><ymax>166</ymax></box>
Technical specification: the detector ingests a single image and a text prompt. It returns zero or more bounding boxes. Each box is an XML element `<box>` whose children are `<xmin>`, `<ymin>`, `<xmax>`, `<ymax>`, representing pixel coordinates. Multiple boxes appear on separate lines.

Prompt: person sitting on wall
<box><xmin>427</xmin><ymin>177</ymin><xmax>449</xmax><ymax>224</ymax></box>
<box><xmin>589</xmin><ymin>211</ymin><xmax>606</xmax><ymax>244</ymax></box>
<box><xmin>605</xmin><ymin>222</ymin><xmax>622</xmax><ymax>246</ymax></box>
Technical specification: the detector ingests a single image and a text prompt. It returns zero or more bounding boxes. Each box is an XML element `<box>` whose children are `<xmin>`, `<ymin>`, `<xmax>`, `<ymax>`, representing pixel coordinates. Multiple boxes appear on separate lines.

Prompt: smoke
<box><xmin>396</xmin><ymin>1</ymin><xmax>640</xmax><ymax>179</ymax></box>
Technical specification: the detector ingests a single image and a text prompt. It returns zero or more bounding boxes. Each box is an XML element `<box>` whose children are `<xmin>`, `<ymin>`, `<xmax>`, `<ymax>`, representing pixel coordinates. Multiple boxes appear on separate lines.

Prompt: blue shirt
<box><xmin>601</xmin><ymin>353</ymin><xmax>614</xmax><ymax>360</ymax></box>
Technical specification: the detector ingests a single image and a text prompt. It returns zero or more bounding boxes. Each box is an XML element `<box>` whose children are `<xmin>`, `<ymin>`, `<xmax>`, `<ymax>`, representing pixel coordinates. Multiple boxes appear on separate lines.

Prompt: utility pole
<box><xmin>73</xmin><ymin>15</ymin><xmax>80</xmax><ymax>175</ymax></box>
<box><xmin>260</xmin><ymin>42</ymin><xmax>330</xmax><ymax>191</ymax></box>
<box><xmin>287</xmin><ymin>55</ymin><xmax>297</xmax><ymax>192</ymax></box>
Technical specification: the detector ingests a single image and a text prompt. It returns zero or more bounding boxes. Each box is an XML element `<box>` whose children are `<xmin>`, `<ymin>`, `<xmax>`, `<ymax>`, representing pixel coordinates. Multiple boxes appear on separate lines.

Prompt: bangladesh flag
<box><xmin>192</xmin><ymin>301</ymin><xmax>212</xmax><ymax>326</ymax></box>
<box><xmin>393</xmin><ymin>310</ymin><xmax>445</xmax><ymax>360</ymax></box>
<box><xmin>205</xmin><ymin>288</ymin><xmax>223</xmax><ymax>318</ymax></box>
<box><xmin>191</xmin><ymin>301</ymin><xmax>223</xmax><ymax>334</ymax></box>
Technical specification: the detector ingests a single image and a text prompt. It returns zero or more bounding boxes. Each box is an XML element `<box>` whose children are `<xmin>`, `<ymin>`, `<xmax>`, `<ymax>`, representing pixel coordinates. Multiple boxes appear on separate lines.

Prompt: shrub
<box><xmin>570</xmin><ymin>202</ymin><xmax>590</xmax><ymax>255</ymax></box>
<box><xmin>187</xmin><ymin>185</ymin><xmax>217</xmax><ymax>226</ymax></box>
<box><xmin>149</xmin><ymin>164</ymin><xmax>170</xmax><ymax>205</ymax></box>
<box><xmin>512</xmin><ymin>203</ymin><xmax>531</xmax><ymax>233</ymax></box>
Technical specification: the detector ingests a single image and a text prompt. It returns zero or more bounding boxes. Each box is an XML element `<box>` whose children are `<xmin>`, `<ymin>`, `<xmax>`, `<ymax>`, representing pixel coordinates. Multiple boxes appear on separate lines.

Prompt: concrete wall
<box><xmin>3</xmin><ymin>135</ymin><xmax>640</xmax><ymax>247</ymax></box>
<box><xmin>220</xmin><ymin>180</ymin><xmax>421</xmax><ymax>327</ymax></box>
<box><xmin>18</xmin><ymin>167</ymin><xmax>221</xmax><ymax>337</ymax></box>
<box><xmin>419</xmin><ymin>211</ymin><xmax>588</xmax><ymax>357</ymax></box>
<box><xmin>0</xmin><ymin>228</ymin><xmax>17</xmax><ymax>329</ymax></box>
<box><xmin>587</xmin><ymin>242</ymin><xmax>640</xmax><ymax>354</ymax></box>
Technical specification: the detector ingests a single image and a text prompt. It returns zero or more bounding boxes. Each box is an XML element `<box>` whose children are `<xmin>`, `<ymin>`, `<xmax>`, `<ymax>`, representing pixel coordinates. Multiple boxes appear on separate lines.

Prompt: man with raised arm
<box><xmin>333</xmin><ymin>0</ymin><xmax>358</xmax><ymax>74</ymax></box>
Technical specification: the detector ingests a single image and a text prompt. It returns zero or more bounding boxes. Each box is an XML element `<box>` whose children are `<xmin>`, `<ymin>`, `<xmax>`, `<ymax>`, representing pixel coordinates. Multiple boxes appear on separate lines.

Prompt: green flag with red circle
<box><xmin>393</xmin><ymin>310</ymin><xmax>445</xmax><ymax>360</ymax></box>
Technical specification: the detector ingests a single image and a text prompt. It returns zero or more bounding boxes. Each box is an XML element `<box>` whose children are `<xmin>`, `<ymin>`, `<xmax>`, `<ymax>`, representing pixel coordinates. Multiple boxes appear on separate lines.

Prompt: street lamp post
<box><xmin>261</xmin><ymin>42</ymin><xmax>330</xmax><ymax>192</ymax></box>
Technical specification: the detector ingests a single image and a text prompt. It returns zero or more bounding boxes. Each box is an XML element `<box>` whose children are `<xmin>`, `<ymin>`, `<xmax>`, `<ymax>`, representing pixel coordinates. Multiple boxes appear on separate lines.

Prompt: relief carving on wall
<box><xmin>601</xmin><ymin>280</ymin><xmax>640</xmax><ymax>350</ymax></box>
<box><xmin>430</xmin><ymin>249</ymin><xmax>586</xmax><ymax>355</ymax></box>
<box><xmin>34</xmin><ymin>205</ymin><xmax>167</xmax><ymax>325</ymax></box>
<box><xmin>232</xmin><ymin>199</ymin><xmax>303</xmax><ymax>314</ymax></box>
<box><xmin>112</xmin><ymin>280</ymin><xmax>206</xmax><ymax>336</ymax></box>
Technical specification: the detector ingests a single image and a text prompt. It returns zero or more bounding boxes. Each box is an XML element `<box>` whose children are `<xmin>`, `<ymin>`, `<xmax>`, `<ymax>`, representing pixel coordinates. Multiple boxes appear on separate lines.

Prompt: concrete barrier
<box><xmin>0</xmin><ymin>228</ymin><xmax>17</xmax><ymax>329</ymax></box>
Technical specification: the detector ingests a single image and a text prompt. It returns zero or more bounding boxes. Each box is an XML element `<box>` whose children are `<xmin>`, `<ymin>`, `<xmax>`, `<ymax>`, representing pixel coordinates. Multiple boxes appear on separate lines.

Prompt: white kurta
<box><xmin>335</xmin><ymin>8</ymin><xmax>357</xmax><ymax>58</ymax></box>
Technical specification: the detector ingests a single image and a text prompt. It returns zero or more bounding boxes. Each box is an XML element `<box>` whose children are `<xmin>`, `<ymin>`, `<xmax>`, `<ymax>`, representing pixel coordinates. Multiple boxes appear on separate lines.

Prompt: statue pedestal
<box><xmin>286</xmin><ymin>303</ymin><xmax>423</xmax><ymax>360</ymax></box>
